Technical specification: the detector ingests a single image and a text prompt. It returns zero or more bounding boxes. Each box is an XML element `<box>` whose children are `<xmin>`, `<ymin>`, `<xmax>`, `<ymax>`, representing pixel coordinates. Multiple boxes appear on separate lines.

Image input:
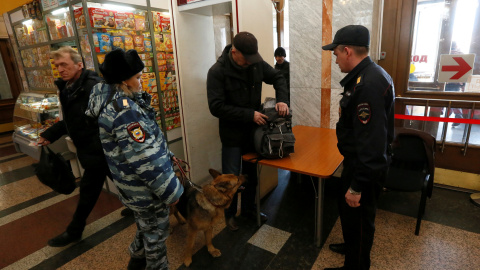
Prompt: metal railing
<box><xmin>397</xmin><ymin>97</ymin><xmax>480</xmax><ymax>155</ymax></box>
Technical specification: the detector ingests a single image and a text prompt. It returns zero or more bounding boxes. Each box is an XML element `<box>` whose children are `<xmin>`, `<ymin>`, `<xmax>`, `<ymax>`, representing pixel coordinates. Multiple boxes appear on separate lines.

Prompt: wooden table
<box><xmin>243</xmin><ymin>125</ymin><xmax>344</xmax><ymax>247</ymax></box>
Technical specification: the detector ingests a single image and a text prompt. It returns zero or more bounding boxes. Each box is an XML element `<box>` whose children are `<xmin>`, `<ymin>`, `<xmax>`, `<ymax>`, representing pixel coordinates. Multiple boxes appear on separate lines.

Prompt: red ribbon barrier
<box><xmin>395</xmin><ymin>114</ymin><xmax>480</xmax><ymax>125</ymax></box>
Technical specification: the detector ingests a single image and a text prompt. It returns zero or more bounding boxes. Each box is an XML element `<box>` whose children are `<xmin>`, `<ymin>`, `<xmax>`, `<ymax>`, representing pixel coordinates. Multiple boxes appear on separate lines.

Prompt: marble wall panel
<box><xmin>290</xmin><ymin>0</ymin><xmax>323</xmax><ymax>127</ymax></box>
<box><xmin>331</xmin><ymin>0</ymin><xmax>374</xmax><ymax>89</ymax></box>
<box><xmin>290</xmin><ymin>0</ymin><xmax>376</xmax><ymax>128</ymax></box>
<box><xmin>290</xmin><ymin>0</ymin><xmax>323</xmax><ymax>89</ymax></box>
<box><xmin>291</xmin><ymin>87</ymin><xmax>322</xmax><ymax>127</ymax></box>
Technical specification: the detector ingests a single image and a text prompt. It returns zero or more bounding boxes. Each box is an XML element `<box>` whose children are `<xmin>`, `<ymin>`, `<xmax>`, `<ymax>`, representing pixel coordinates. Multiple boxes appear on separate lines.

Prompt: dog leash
<box><xmin>172</xmin><ymin>158</ymin><xmax>203</xmax><ymax>193</ymax></box>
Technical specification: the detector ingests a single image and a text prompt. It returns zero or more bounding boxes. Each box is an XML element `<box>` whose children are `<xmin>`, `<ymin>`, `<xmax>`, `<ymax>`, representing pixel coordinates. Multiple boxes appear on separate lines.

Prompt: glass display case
<box><xmin>45</xmin><ymin>7</ymin><xmax>75</xmax><ymax>41</ymax></box>
<box><xmin>71</xmin><ymin>1</ymin><xmax>181</xmax><ymax>131</ymax></box>
<box><xmin>13</xmin><ymin>92</ymin><xmax>60</xmax><ymax>141</ymax></box>
<box><xmin>12</xmin><ymin>13</ymin><xmax>77</xmax><ymax>92</ymax></box>
<box><xmin>7</xmin><ymin>0</ymin><xmax>182</xmax><ymax>161</ymax></box>
<box><xmin>12</xmin><ymin>92</ymin><xmax>62</xmax><ymax>159</ymax></box>
<box><xmin>13</xmin><ymin>18</ymin><xmax>49</xmax><ymax>47</ymax></box>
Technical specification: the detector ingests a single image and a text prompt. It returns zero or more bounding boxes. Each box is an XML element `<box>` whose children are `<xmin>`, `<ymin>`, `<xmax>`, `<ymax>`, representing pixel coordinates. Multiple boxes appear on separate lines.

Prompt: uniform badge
<box><xmin>123</xmin><ymin>99</ymin><xmax>130</xmax><ymax>108</ymax></box>
<box><xmin>357</xmin><ymin>103</ymin><xmax>371</xmax><ymax>124</ymax></box>
<box><xmin>357</xmin><ymin>76</ymin><xmax>362</xmax><ymax>84</ymax></box>
<box><xmin>127</xmin><ymin>122</ymin><xmax>146</xmax><ymax>143</ymax></box>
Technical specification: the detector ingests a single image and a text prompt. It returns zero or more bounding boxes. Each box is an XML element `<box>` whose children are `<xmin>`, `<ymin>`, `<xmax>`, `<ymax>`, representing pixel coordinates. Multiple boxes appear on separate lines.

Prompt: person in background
<box><xmin>38</xmin><ymin>46</ymin><xmax>110</xmax><ymax>248</ymax></box>
<box><xmin>274</xmin><ymin>46</ymin><xmax>290</xmax><ymax>104</ymax></box>
<box><xmin>86</xmin><ymin>49</ymin><xmax>183</xmax><ymax>270</ymax></box>
<box><xmin>207</xmin><ymin>31</ymin><xmax>289</xmax><ymax>231</ymax></box>
<box><xmin>322</xmin><ymin>25</ymin><xmax>395</xmax><ymax>270</ymax></box>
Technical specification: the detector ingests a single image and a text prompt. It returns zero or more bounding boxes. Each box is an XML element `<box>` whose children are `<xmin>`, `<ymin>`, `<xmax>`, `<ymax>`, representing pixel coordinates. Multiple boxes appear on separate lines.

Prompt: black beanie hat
<box><xmin>100</xmin><ymin>49</ymin><xmax>145</xmax><ymax>84</ymax></box>
<box><xmin>274</xmin><ymin>47</ymin><xmax>286</xmax><ymax>57</ymax></box>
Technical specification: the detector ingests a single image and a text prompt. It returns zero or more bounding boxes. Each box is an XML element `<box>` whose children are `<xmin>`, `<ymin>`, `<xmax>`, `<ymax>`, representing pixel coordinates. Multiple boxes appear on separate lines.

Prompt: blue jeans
<box><xmin>222</xmin><ymin>146</ymin><xmax>257</xmax><ymax>218</ymax></box>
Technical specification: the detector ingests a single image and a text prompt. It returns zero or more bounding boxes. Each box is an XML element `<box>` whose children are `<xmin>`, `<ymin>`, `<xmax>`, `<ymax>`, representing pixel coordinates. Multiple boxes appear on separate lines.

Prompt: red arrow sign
<box><xmin>441</xmin><ymin>56</ymin><xmax>472</xmax><ymax>80</ymax></box>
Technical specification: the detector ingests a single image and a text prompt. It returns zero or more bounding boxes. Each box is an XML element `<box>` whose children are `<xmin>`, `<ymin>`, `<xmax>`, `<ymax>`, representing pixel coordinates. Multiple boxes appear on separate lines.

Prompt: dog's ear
<box><xmin>209</xmin><ymin>169</ymin><xmax>222</xmax><ymax>179</ymax></box>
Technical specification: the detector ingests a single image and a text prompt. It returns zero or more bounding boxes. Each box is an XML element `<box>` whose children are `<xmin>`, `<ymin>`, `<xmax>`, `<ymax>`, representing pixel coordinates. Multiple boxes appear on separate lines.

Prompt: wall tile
<box><xmin>291</xmin><ymin>87</ymin><xmax>321</xmax><ymax>127</ymax></box>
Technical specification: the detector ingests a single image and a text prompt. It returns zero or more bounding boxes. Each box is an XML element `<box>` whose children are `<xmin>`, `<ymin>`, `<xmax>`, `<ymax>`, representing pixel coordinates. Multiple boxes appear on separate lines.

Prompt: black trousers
<box><xmin>222</xmin><ymin>146</ymin><xmax>258</xmax><ymax>219</ymax></box>
<box><xmin>338</xmin><ymin>158</ymin><xmax>384</xmax><ymax>270</ymax></box>
<box><xmin>66</xmin><ymin>165</ymin><xmax>110</xmax><ymax>236</ymax></box>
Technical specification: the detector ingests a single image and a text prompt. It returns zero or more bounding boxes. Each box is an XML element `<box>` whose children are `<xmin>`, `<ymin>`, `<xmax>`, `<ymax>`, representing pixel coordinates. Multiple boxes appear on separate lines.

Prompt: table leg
<box><xmin>256</xmin><ymin>163</ymin><xmax>261</xmax><ymax>227</ymax></box>
<box><xmin>315</xmin><ymin>177</ymin><xmax>325</xmax><ymax>247</ymax></box>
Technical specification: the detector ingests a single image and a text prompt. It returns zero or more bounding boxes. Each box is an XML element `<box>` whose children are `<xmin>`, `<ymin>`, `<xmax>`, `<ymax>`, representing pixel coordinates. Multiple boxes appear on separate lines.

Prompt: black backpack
<box><xmin>253</xmin><ymin>107</ymin><xmax>295</xmax><ymax>159</ymax></box>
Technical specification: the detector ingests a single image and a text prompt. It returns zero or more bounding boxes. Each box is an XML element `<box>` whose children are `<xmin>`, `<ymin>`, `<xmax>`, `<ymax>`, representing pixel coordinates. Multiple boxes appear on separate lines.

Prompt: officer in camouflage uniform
<box><xmin>87</xmin><ymin>49</ymin><xmax>183</xmax><ymax>270</ymax></box>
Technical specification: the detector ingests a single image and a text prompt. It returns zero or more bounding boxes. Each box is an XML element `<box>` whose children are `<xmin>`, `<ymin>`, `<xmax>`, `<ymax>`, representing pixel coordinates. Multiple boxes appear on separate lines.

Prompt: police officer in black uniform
<box><xmin>322</xmin><ymin>25</ymin><xmax>395</xmax><ymax>270</ymax></box>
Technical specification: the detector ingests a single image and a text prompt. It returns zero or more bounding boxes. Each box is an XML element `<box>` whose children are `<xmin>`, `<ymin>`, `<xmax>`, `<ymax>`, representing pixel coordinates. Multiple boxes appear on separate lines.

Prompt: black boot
<box><xmin>127</xmin><ymin>257</ymin><xmax>146</xmax><ymax>270</ymax></box>
<box><xmin>328</xmin><ymin>243</ymin><xmax>346</xmax><ymax>255</ymax></box>
<box><xmin>47</xmin><ymin>231</ymin><xmax>81</xmax><ymax>247</ymax></box>
<box><xmin>121</xmin><ymin>208</ymin><xmax>134</xmax><ymax>217</ymax></box>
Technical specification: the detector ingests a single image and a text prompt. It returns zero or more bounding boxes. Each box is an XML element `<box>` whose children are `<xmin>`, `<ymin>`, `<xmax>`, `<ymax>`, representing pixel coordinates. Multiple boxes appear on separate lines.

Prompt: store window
<box><xmin>272</xmin><ymin>0</ymin><xmax>289</xmax><ymax>61</ymax></box>
<box><xmin>408</xmin><ymin>0</ymin><xmax>480</xmax><ymax>93</ymax></box>
<box><xmin>382</xmin><ymin>0</ymin><xmax>480</xmax><ymax>173</ymax></box>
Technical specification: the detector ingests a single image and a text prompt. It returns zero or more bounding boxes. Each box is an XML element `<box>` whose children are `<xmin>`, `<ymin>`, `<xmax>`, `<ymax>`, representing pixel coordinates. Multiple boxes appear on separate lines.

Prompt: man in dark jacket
<box><xmin>322</xmin><ymin>25</ymin><xmax>395</xmax><ymax>270</ymax></box>
<box><xmin>38</xmin><ymin>46</ymin><xmax>110</xmax><ymax>247</ymax></box>
<box><xmin>207</xmin><ymin>32</ymin><xmax>289</xmax><ymax>231</ymax></box>
<box><xmin>274</xmin><ymin>47</ymin><xmax>290</xmax><ymax>104</ymax></box>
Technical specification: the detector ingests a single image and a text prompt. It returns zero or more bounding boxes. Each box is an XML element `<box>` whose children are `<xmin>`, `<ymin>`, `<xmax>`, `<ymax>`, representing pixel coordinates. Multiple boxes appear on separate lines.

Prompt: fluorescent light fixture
<box><xmin>22</xmin><ymin>19</ymin><xmax>33</xmax><ymax>25</ymax></box>
<box><xmin>103</xmin><ymin>4</ymin><xmax>135</xmax><ymax>11</ymax></box>
<box><xmin>51</xmin><ymin>7</ymin><xmax>69</xmax><ymax>15</ymax></box>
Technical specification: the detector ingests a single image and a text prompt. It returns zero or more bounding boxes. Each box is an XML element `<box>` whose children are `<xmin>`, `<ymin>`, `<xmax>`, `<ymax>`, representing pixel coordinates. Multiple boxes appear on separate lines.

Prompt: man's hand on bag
<box><xmin>253</xmin><ymin>111</ymin><xmax>268</xmax><ymax>125</ymax></box>
<box><xmin>37</xmin><ymin>137</ymin><xmax>51</xmax><ymax>146</ymax></box>
<box><xmin>275</xmin><ymin>102</ymin><xmax>289</xmax><ymax>116</ymax></box>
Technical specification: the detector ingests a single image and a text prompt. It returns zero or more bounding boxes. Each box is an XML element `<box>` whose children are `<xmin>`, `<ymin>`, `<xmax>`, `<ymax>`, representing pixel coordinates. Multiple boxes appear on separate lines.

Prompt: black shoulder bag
<box><xmin>34</xmin><ymin>146</ymin><xmax>76</xmax><ymax>194</ymax></box>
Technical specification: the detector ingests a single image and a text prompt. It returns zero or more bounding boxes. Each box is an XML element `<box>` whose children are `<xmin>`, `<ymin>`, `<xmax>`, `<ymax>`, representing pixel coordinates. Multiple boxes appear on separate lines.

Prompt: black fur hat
<box><xmin>100</xmin><ymin>49</ymin><xmax>145</xmax><ymax>84</ymax></box>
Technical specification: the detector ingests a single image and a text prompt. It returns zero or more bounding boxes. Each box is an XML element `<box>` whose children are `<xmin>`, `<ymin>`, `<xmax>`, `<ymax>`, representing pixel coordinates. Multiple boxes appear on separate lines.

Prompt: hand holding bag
<box><xmin>33</xmin><ymin>146</ymin><xmax>76</xmax><ymax>194</ymax></box>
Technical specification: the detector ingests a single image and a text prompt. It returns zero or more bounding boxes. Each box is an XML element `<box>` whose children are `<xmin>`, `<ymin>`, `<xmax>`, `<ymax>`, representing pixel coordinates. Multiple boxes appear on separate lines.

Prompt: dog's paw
<box><xmin>184</xmin><ymin>257</ymin><xmax>192</xmax><ymax>267</ymax></box>
<box><xmin>208</xmin><ymin>248</ymin><xmax>221</xmax><ymax>257</ymax></box>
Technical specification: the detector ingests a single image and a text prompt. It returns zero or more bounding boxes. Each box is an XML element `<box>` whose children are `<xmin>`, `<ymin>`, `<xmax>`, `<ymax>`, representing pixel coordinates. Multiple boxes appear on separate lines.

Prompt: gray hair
<box><xmin>51</xmin><ymin>46</ymin><xmax>83</xmax><ymax>64</ymax></box>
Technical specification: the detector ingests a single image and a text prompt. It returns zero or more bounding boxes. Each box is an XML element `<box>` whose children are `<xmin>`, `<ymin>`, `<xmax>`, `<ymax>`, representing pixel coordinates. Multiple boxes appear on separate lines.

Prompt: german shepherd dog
<box><xmin>174</xmin><ymin>169</ymin><xmax>246</xmax><ymax>267</ymax></box>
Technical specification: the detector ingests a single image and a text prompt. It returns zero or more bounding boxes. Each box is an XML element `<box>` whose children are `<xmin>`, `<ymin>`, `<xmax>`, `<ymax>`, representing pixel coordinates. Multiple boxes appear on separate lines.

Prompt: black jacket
<box><xmin>207</xmin><ymin>45</ymin><xmax>289</xmax><ymax>147</ymax></box>
<box><xmin>275</xmin><ymin>60</ymin><xmax>290</xmax><ymax>102</ymax></box>
<box><xmin>41</xmin><ymin>69</ymin><xmax>105</xmax><ymax>169</ymax></box>
<box><xmin>336</xmin><ymin>57</ymin><xmax>395</xmax><ymax>192</ymax></box>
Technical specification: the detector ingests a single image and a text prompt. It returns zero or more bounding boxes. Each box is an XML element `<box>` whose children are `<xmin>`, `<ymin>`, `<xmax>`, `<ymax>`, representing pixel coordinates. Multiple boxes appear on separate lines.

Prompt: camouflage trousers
<box><xmin>130</xmin><ymin>200</ymin><xmax>170</xmax><ymax>270</ymax></box>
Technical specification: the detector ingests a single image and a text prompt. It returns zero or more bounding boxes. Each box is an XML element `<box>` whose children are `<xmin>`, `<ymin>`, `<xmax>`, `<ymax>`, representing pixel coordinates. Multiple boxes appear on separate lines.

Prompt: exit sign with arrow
<box><xmin>438</xmin><ymin>54</ymin><xmax>475</xmax><ymax>83</ymax></box>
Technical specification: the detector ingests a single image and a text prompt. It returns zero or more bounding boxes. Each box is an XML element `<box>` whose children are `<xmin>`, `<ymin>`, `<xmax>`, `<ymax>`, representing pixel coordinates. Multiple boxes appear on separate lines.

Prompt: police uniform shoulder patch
<box><xmin>357</xmin><ymin>103</ymin><xmax>371</xmax><ymax>124</ymax></box>
<box><xmin>127</xmin><ymin>122</ymin><xmax>146</xmax><ymax>143</ymax></box>
<box><xmin>123</xmin><ymin>99</ymin><xmax>130</xmax><ymax>108</ymax></box>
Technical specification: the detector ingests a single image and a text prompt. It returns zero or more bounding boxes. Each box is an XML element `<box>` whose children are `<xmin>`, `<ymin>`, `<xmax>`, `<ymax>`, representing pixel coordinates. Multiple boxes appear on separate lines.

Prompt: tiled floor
<box><xmin>1</xmin><ymin>131</ymin><xmax>480</xmax><ymax>270</ymax></box>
